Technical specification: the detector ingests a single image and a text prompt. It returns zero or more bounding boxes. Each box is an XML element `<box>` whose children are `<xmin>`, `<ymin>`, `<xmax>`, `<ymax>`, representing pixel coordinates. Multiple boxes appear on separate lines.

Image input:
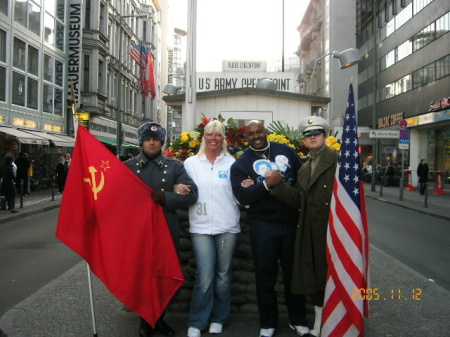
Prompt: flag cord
<box><xmin>87</xmin><ymin>263</ymin><xmax>99</xmax><ymax>337</ymax></box>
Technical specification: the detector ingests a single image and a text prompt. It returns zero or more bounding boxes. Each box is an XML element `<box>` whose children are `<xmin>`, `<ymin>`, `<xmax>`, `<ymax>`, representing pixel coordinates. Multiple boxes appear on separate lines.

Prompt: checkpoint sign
<box><xmin>399</xmin><ymin>129</ymin><xmax>410</xmax><ymax>149</ymax></box>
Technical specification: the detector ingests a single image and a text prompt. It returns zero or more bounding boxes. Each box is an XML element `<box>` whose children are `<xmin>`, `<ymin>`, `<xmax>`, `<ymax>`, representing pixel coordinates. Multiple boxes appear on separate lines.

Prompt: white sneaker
<box><xmin>187</xmin><ymin>327</ymin><xmax>201</xmax><ymax>337</ymax></box>
<box><xmin>259</xmin><ymin>328</ymin><xmax>275</xmax><ymax>337</ymax></box>
<box><xmin>289</xmin><ymin>323</ymin><xmax>310</xmax><ymax>336</ymax></box>
<box><xmin>209</xmin><ymin>322</ymin><xmax>223</xmax><ymax>334</ymax></box>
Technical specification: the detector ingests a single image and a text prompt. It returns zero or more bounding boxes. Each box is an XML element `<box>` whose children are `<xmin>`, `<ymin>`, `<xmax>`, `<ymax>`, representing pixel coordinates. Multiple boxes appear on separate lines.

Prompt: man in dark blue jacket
<box><xmin>230</xmin><ymin>120</ymin><xmax>308</xmax><ymax>337</ymax></box>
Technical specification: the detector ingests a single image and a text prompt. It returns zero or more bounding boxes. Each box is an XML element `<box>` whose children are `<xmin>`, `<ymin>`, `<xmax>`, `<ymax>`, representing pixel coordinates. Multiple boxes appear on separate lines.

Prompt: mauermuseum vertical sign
<box><xmin>68</xmin><ymin>0</ymin><xmax>82</xmax><ymax>109</ymax></box>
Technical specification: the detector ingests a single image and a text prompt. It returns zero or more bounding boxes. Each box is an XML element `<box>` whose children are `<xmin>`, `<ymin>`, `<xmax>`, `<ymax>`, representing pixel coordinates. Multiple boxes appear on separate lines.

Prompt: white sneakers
<box><xmin>289</xmin><ymin>323</ymin><xmax>310</xmax><ymax>336</ymax></box>
<box><xmin>187</xmin><ymin>323</ymin><xmax>222</xmax><ymax>337</ymax></box>
<box><xmin>259</xmin><ymin>328</ymin><xmax>275</xmax><ymax>337</ymax></box>
<box><xmin>187</xmin><ymin>327</ymin><xmax>201</xmax><ymax>337</ymax></box>
<box><xmin>209</xmin><ymin>323</ymin><xmax>223</xmax><ymax>334</ymax></box>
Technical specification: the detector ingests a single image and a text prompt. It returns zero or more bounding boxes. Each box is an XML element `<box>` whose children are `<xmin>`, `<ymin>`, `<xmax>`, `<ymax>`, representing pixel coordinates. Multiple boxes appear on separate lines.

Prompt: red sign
<box><xmin>399</xmin><ymin>119</ymin><xmax>408</xmax><ymax>129</ymax></box>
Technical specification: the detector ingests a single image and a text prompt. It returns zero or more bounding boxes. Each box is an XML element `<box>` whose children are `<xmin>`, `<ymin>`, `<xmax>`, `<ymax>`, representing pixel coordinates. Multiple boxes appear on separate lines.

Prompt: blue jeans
<box><xmin>249</xmin><ymin>220</ymin><xmax>307</xmax><ymax>329</ymax></box>
<box><xmin>188</xmin><ymin>232</ymin><xmax>238</xmax><ymax>330</ymax></box>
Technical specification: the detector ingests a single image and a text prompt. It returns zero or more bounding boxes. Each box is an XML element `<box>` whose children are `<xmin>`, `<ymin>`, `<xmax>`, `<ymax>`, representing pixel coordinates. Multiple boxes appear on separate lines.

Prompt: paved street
<box><xmin>1</xmin><ymin>184</ymin><xmax>449</xmax><ymax>336</ymax></box>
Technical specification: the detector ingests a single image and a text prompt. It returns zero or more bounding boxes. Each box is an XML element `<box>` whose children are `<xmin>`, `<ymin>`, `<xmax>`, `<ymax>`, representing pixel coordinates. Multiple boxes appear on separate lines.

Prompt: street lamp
<box><xmin>116</xmin><ymin>12</ymin><xmax>150</xmax><ymax>157</ymax></box>
<box><xmin>308</xmin><ymin>48</ymin><xmax>362</xmax><ymax>94</ymax></box>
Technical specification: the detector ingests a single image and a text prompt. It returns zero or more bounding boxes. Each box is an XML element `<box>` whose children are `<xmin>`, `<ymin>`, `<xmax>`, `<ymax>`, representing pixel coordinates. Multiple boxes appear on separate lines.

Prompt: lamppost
<box><xmin>116</xmin><ymin>12</ymin><xmax>150</xmax><ymax>157</ymax></box>
<box><xmin>308</xmin><ymin>48</ymin><xmax>362</xmax><ymax>94</ymax></box>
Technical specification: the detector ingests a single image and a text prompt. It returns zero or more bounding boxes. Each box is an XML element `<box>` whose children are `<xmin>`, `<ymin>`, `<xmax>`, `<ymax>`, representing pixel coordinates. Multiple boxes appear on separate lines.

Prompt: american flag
<box><xmin>129</xmin><ymin>42</ymin><xmax>148</xmax><ymax>95</ymax></box>
<box><xmin>322</xmin><ymin>83</ymin><xmax>370</xmax><ymax>337</ymax></box>
<box><xmin>129</xmin><ymin>41</ymin><xmax>147</xmax><ymax>67</ymax></box>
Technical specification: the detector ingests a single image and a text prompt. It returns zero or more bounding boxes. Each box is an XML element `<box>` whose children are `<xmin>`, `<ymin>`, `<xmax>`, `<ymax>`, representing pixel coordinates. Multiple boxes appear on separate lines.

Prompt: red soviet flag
<box><xmin>56</xmin><ymin>125</ymin><xmax>184</xmax><ymax>327</ymax></box>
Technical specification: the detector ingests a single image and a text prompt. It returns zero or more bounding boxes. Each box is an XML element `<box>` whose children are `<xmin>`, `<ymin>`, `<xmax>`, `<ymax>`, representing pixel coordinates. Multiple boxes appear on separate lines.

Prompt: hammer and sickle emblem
<box><xmin>83</xmin><ymin>166</ymin><xmax>105</xmax><ymax>200</ymax></box>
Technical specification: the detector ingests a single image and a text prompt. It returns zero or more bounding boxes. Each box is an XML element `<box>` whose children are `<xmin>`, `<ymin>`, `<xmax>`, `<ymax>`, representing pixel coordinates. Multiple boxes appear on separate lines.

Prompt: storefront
<box><xmin>0</xmin><ymin>126</ymin><xmax>76</xmax><ymax>190</ymax></box>
<box><xmin>88</xmin><ymin>117</ymin><xmax>140</xmax><ymax>158</ymax></box>
<box><xmin>407</xmin><ymin>107</ymin><xmax>450</xmax><ymax>186</ymax></box>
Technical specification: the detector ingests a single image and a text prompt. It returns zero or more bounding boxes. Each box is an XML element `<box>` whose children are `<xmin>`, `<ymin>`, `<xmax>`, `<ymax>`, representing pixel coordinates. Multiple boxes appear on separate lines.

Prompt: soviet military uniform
<box><xmin>125</xmin><ymin>151</ymin><xmax>198</xmax><ymax>253</ymax></box>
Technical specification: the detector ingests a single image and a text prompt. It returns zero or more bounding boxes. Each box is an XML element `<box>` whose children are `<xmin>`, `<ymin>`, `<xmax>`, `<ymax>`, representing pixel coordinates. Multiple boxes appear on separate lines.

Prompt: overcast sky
<box><xmin>171</xmin><ymin>0</ymin><xmax>308</xmax><ymax>72</ymax></box>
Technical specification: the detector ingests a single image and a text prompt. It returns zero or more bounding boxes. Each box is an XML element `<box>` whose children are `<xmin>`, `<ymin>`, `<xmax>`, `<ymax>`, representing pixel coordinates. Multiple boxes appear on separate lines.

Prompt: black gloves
<box><xmin>151</xmin><ymin>190</ymin><xmax>166</xmax><ymax>206</ymax></box>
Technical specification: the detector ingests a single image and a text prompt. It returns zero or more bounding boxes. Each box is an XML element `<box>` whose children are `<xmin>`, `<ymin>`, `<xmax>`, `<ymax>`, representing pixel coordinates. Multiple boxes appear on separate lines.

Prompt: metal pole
<box><xmin>116</xmin><ymin>16</ymin><xmax>123</xmax><ymax>158</ymax></box>
<box><xmin>424</xmin><ymin>182</ymin><xmax>428</xmax><ymax>207</ymax></box>
<box><xmin>19</xmin><ymin>179</ymin><xmax>24</xmax><ymax>208</ymax></box>
<box><xmin>399</xmin><ymin>150</ymin><xmax>404</xmax><ymax>201</ymax></box>
<box><xmin>51</xmin><ymin>176</ymin><xmax>55</xmax><ymax>201</ymax></box>
<box><xmin>370</xmin><ymin>1</ymin><xmax>378</xmax><ymax>192</ymax></box>
<box><xmin>86</xmin><ymin>263</ymin><xmax>98</xmax><ymax>337</ymax></box>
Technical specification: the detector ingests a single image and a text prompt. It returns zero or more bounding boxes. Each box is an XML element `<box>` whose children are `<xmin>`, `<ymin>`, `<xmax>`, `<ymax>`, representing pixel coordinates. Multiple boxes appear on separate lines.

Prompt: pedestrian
<box><xmin>27</xmin><ymin>159</ymin><xmax>34</xmax><ymax>194</ymax></box>
<box><xmin>417</xmin><ymin>159</ymin><xmax>429</xmax><ymax>195</ymax></box>
<box><xmin>384</xmin><ymin>162</ymin><xmax>395</xmax><ymax>187</ymax></box>
<box><xmin>230</xmin><ymin>120</ymin><xmax>308</xmax><ymax>337</ymax></box>
<box><xmin>0</xmin><ymin>155</ymin><xmax>19</xmax><ymax>213</ymax></box>
<box><xmin>124</xmin><ymin>122</ymin><xmax>198</xmax><ymax>337</ymax></box>
<box><xmin>64</xmin><ymin>153</ymin><xmax>71</xmax><ymax>174</ymax></box>
<box><xmin>184</xmin><ymin>120</ymin><xmax>249</xmax><ymax>337</ymax></box>
<box><xmin>15</xmin><ymin>152</ymin><xmax>31</xmax><ymax>195</ymax></box>
<box><xmin>55</xmin><ymin>155</ymin><xmax>67</xmax><ymax>194</ymax></box>
<box><xmin>265</xmin><ymin>116</ymin><xmax>339</xmax><ymax>337</ymax></box>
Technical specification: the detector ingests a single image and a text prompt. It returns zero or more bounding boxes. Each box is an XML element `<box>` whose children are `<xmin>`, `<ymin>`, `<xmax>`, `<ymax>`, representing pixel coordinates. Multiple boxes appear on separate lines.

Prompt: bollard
<box><xmin>51</xmin><ymin>176</ymin><xmax>55</xmax><ymax>201</ymax></box>
<box><xmin>424</xmin><ymin>182</ymin><xmax>428</xmax><ymax>207</ymax></box>
<box><xmin>399</xmin><ymin>175</ymin><xmax>404</xmax><ymax>202</ymax></box>
<box><xmin>19</xmin><ymin>179</ymin><xmax>24</xmax><ymax>208</ymax></box>
<box><xmin>379</xmin><ymin>179</ymin><xmax>383</xmax><ymax>197</ymax></box>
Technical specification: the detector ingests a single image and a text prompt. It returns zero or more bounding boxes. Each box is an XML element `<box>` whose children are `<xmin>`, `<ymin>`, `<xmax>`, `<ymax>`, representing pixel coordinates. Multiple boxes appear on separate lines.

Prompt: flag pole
<box><xmin>86</xmin><ymin>263</ymin><xmax>99</xmax><ymax>337</ymax></box>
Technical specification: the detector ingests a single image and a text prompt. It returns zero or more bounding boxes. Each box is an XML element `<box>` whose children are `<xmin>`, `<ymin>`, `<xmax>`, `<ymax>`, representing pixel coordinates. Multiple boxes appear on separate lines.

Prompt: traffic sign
<box><xmin>399</xmin><ymin>119</ymin><xmax>408</xmax><ymax>129</ymax></box>
<box><xmin>369</xmin><ymin>130</ymin><xmax>399</xmax><ymax>138</ymax></box>
<box><xmin>399</xmin><ymin>129</ymin><xmax>410</xmax><ymax>143</ymax></box>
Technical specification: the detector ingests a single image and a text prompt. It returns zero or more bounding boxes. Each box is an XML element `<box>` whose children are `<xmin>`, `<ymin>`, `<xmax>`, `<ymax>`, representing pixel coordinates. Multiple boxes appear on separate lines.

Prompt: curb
<box><xmin>364</xmin><ymin>194</ymin><xmax>450</xmax><ymax>222</ymax></box>
<box><xmin>0</xmin><ymin>203</ymin><xmax>61</xmax><ymax>225</ymax></box>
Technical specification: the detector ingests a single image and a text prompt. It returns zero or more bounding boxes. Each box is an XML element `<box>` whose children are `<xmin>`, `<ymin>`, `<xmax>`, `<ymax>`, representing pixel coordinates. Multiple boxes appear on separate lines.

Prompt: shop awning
<box><xmin>19</xmin><ymin>130</ymin><xmax>75</xmax><ymax>147</ymax></box>
<box><xmin>0</xmin><ymin>126</ymin><xmax>49</xmax><ymax>145</ymax></box>
<box><xmin>98</xmin><ymin>137</ymin><xmax>117</xmax><ymax>146</ymax></box>
<box><xmin>49</xmin><ymin>133</ymin><xmax>76</xmax><ymax>147</ymax></box>
<box><xmin>122</xmin><ymin>141</ymin><xmax>140</xmax><ymax>149</ymax></box>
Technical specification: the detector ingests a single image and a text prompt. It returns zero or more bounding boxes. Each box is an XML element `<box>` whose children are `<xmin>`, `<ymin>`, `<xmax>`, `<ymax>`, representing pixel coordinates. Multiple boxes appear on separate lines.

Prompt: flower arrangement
<box><xmin>163</xmin><ymin>115</ymin><xmax>340</xmax><ymax>161</ymax></box>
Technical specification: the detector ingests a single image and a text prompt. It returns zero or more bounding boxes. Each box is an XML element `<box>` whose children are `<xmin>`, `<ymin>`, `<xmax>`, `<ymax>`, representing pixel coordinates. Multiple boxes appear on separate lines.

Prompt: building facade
<box><xmin>296</xmin><ymin>0</ymin><xmax>359</xmax><ymax>128</ymax></box>
<box><xmin>356</xmin><ymin>0</ymin><xmax>450</xmax><ymax>185</ymax></box>
<box><xmin>0</xmin><ymin>0</ymin><xmax>176</xmax><ymax>164</ymax></box>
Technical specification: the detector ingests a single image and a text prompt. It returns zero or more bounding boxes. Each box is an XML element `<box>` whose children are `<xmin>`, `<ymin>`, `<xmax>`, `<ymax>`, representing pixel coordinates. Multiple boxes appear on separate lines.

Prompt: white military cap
<box><xmin>298</xmin><ymin>116</ymin><xmax>330</xmax><ymax>136</ymax></box>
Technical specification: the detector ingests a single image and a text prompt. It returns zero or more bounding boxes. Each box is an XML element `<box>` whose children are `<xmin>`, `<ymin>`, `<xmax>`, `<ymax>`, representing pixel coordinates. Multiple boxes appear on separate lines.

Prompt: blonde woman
<box><xmin>183</xmin><ymin>120</ymin><xmax>242</xmax><ymax>337</ymax></box>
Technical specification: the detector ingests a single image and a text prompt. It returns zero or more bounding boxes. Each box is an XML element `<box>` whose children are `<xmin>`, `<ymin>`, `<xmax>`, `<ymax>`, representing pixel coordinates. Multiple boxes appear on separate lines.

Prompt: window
<box><xmin>43</xmin><ymin>54</ymin><xmax>64</xmax><ymax>116</ymax></box>
<box><xmin>84</xmin><ymin>55</ymin><xmax>90</xmax><ymax>92</ymax></box>
<box><xmin>85</xmin><ymin>0</ymin><xmax>91</xmax><ymax>29</ymax></box>
<box><xmin>14</xmin><ymin>0</ymin><xmax>41</xmax><ymax>36</ymax></box>
<box><xmin>13</xmin><ymin>38</ymin><xmax>26</xmax><ymax>70</ymax></box>
<box><xmin>0</xmin><ymin>1</ymin><xmax>7</xmax><ymax>15</ymax></box>
<box><xmin>436</xmin><ymin>55</ymin><xmax>450</xmax><ymax>79</ymax></box>
<box><xmin>44</xmin><ymin>1</ymin><xmax>66</xmax><ymax>51</ymax></box>
<box><xmin>0</xmin><ymin>29</ymin><xmax>5</xmax><ymax>63</ymax></box>
<box><xmin>99</xmin><ymin>59</ymin><xmax>104</xmax><ymax>93</ymax></box>
<box><xmin>12</xmin><ymin>72</ymin><xmax>25</xmax><ymax>106</ymax></box>
<box><xmin>436</xmin><ymin>12</ymin><xmax>450</xmax><ymax>39</ymax></box>
<box><xmin>0</xmin><ymin>29</ymin><xmax>5</xmax><ymax>103</ymax></box>
<box><xmin>28</xmin><ymin>45</ymin><xmax>39</xmax><ymax>76</ymax></box>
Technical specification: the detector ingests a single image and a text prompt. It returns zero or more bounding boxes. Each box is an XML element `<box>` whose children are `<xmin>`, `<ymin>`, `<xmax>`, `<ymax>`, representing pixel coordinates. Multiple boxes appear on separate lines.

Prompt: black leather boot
<box><xmin>155</xmin><ymin>318</ymin><xmax>176</xmax><ymax>336</ymax></box>
<box><xmin>138</xmin><ymin>318</ymin><xmax>154</xmax><ymax>337</ymax></box>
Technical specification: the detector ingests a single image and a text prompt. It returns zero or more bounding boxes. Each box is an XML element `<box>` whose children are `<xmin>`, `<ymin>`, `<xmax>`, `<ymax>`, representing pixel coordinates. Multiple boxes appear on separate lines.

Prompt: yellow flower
<box><xmin>331</xmin><ymin>143</ymin><xmax>341</xmax><ymax>151</ymax></box>
<box><xmin>327</xmin><ymin>136</ymin><xmax>337</xmax><ymax>143</ymax></box>
<box><xmin>180</xmin><ymin>132</ymin><xmax>191</xmax><ymax>142</ymax></box>
<box><xmin>189</xmin><ymin>139</ymin><xmax>200</xmax><ymax>148</ymax></box>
